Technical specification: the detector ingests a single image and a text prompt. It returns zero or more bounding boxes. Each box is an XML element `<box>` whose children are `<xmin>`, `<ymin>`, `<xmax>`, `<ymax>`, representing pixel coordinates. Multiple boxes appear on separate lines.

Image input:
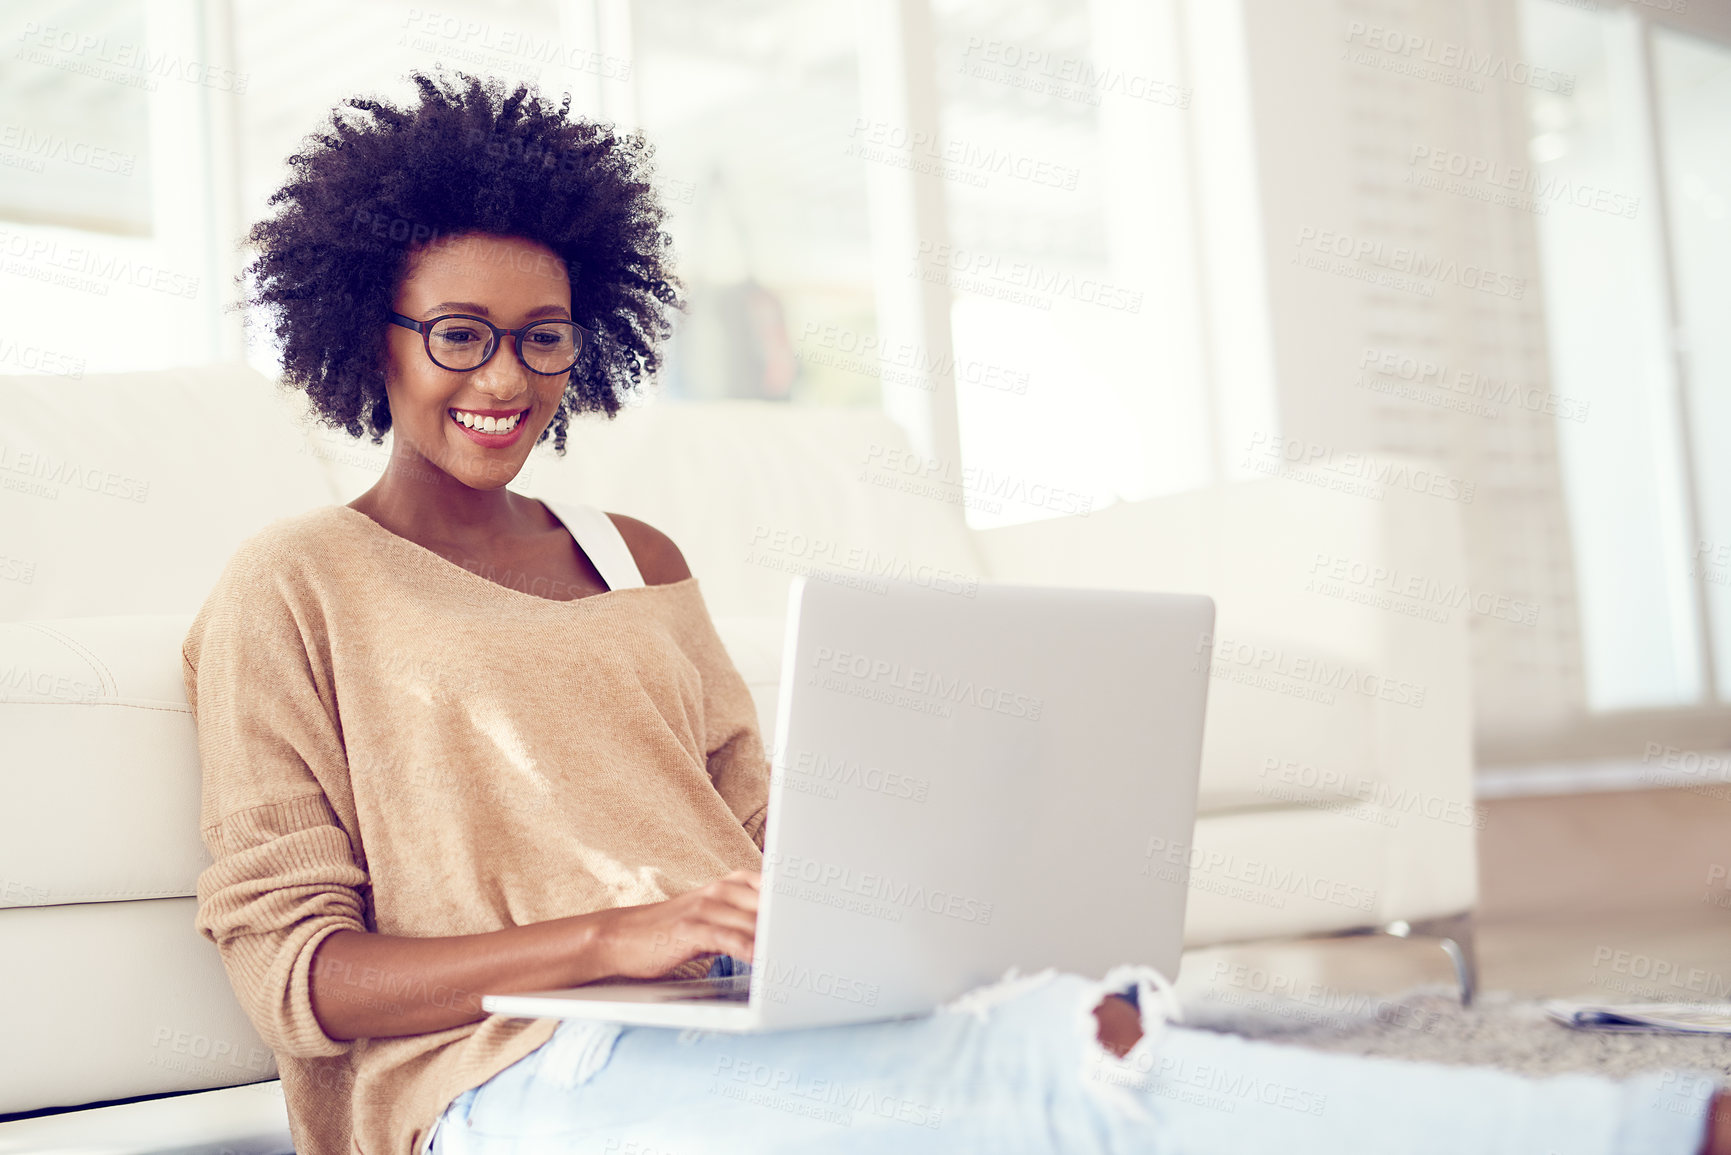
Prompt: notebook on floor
<box><xmin>1544</xmin><ymin>1001</ymin><xmax>1731</xmax><ymax>1035</ymax></box>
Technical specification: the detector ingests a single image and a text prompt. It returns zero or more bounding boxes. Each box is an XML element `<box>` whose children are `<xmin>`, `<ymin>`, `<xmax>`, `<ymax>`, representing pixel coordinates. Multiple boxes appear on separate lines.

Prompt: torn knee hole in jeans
<box><xmin>935</xmin><ymin>962</ymin><xmax>1184</xmax><ymax>1118</ymax></box>
<box><xmin>1077</xmin><ymin>964</ymin><xmax>1186</xmax><ymax>1121</ymax></box>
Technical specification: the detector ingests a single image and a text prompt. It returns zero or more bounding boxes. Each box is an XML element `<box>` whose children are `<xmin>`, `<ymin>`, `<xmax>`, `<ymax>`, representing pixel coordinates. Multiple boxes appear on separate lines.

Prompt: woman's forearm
<box><xmin>306</xmin><ymin>870</ymin><xmax>760</xmax><ymax>1042</ymax></box>
<box><xmin>308</xmin><ymin>912</ymin><xmax>613</xmax><ymax>1041</ymax></box>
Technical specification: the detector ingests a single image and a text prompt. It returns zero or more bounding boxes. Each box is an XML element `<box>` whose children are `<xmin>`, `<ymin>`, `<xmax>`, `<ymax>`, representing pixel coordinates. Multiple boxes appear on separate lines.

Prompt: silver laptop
<box><xmin>480</xmin><ymin>572</ymin><xmax>1214</xmax><ymax>1031</ymax></box>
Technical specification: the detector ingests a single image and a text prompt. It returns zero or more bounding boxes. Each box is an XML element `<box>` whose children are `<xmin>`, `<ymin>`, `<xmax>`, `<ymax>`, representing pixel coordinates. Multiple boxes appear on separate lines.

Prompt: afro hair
<box><xmin>238</xmin><ymin>68</ymin><xmax>683</xmax><ymax>454</ymax></box>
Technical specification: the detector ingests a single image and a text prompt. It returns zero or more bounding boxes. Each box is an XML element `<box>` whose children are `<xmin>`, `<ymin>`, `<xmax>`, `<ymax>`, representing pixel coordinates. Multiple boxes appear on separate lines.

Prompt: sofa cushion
<box><xmin>1191</xmin><ymin>631</ymin><xmax>1380</xmax><ymax>813</ymax></box>
<box><xmin>1181</xmin><ymin>807</ymin><xmax>1391</xmax><ymax>945</ymax></box>
<box><xmin>0</xmin><ymin>362</ymin><xmax>332</xmax><ymax>623</ymax></box>
<box><xmin>0</xmin><ymin>898</ymin><xmax>277</xmax><ymax>1116</ymax></box>
<box><xmin>0</xmin><ymin>1081</ymin><xmax>292</xmax><ymax>1154</ymax></box>
<box><xmin>0</xmin><ymin>615</ymin><xmax>204</xmax><ymax>908</ymax></box>
<box><xmin>712</xmin><ymin>614</ymin><xmax>786</xmax><ymax>750</ymax></box>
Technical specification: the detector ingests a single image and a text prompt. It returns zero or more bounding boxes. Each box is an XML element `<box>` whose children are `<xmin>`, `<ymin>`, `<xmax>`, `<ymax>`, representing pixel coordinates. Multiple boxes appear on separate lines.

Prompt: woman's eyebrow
<box><xmin>425</xmin><ymin>301</ymin><xmax>571</xmax><ymax>319</ymax></box>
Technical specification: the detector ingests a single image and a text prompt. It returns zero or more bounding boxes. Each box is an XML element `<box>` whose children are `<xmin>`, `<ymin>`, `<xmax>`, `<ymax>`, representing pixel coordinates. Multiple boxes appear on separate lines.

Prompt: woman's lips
<box><xmin>449</xmin><ymin>407</ymin><xmax>530</xmax><ymax>448</ymax></box>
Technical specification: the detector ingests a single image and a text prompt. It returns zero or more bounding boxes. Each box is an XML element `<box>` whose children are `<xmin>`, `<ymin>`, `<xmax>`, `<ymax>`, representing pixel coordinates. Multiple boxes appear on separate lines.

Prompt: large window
<box><xmin>626</xmin><ymin>0</ymin><xmax>1217</xmax><ymax>526</ymax></box>
<box><xmin>0</xmin><ymin>0</ymin><xmax>1236</xmax><ymax>549</ymax></box>
<box><xmin>930</xmin><ymin>0</ymin><xmax>1213</xmax><ymax>527</ymax></box>
<box><xmin>1519</xmin><ymin>1</ymin><xmax>1731</xmax><ymax>712</ymax></box>
<box><xmin>625</xmin><ymin>0</ymin><xmax>878</xmax><ymax>406</ymax></box>
<box><xmin>213</xmin><ymin>0</ymin><xmax>1221</xmax><ymax>529</ymax></box>
<box><xmin>0</xmin><ymin>0</ymin><xmax>230</xmax><ymax>374</ymax></box>
<box><xmin>1656</xmin><ymin>25</ymin><xmax>1731</xmax><ymax>708</ymax></box>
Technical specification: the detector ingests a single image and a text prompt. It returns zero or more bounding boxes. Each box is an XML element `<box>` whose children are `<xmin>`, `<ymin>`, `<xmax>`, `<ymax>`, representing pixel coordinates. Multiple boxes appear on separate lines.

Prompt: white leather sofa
<box><xmin>0</xmin><ymin>362</ymin><xmax>1475</xmax><ymax>1150</ymax></box>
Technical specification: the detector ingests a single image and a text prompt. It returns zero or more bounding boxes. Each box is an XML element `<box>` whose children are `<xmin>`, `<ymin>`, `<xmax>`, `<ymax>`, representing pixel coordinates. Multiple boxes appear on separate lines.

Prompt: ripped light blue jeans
<box><xmin>425</xmin><ymin>962</ymin><xmax>1715</xmax><ymax>1155</ymax></box>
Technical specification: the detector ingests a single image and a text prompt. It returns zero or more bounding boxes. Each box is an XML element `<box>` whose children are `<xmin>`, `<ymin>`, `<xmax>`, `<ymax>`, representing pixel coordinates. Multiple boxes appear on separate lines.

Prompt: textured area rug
<box><xmin>1179</xmin><ymin>984</ymin><xmax>1731</xmax><ymax>1079</ymax></box>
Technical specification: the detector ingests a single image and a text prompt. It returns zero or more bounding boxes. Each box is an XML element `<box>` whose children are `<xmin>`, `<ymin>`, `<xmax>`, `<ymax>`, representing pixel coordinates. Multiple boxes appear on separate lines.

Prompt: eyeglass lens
<box><xmin>427</xmin><ymin>317</ymin><xmax>581</xmax><ymax>373</ymax></box>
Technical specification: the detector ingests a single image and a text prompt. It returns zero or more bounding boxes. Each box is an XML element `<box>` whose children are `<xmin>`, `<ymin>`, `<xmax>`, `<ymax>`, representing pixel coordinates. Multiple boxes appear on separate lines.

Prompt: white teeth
<box><xmin>452</xmin><ymin>410</ymin><xmax>522</xmax><ymax>433</ymax></box>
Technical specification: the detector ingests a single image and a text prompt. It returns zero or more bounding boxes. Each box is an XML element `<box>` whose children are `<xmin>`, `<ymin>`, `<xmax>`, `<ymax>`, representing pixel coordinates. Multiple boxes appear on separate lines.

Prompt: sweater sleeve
<box><xmin>683</xmin><ymin>587</ymin><xmax>771</xmax><ymax>851</ymax></box>
<box><xmin>184</xmin><ymin>542</ymin><xmax>371</xmax><ymax>1060</ymax></box>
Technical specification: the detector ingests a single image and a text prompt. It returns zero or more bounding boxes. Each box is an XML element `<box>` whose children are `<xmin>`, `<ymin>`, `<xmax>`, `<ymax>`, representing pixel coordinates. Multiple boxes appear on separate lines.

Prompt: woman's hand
<box><xmin>587</xmin><ymin>869</ymin><xmax>761</xmax><ymax>980</ymax></box>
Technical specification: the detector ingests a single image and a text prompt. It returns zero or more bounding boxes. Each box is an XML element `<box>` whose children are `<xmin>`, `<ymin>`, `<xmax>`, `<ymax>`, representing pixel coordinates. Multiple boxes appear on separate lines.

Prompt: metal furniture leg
<box><xmin>1386</xmin><ymin>911</ymin><xmax>1478</xmax><ymax>1007</ymax></box>
<box><xmin>1335</xmin><ymin>909</ymin><xmax>1478</xmax><ymax>1006</ymax></box>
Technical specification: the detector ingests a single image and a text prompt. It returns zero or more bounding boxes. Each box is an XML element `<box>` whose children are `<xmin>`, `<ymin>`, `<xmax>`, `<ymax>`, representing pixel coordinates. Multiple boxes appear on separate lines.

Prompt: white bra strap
<box><xmin>539</xmin><ymin>498</ymin><xmax>646</xmax><ymax>591</ymax></box>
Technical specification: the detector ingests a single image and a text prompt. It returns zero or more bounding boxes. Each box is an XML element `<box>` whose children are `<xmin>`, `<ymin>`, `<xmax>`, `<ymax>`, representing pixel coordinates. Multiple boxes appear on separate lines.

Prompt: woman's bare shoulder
<box><xmin>604</xmin><ymin>513</ymin><xmax>694</xmax><ymax>586</ymax></box>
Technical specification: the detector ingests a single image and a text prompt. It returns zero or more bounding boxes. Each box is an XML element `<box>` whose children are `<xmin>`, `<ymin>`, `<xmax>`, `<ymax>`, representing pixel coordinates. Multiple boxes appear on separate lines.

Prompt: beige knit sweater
<box><xmin>182</xmin><ymin>504</ymin><xmax>769</xmax><ymax>1155</ymax></box>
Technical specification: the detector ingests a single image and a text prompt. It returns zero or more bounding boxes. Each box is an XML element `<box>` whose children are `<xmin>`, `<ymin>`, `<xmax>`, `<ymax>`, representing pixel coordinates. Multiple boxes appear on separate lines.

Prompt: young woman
<box><xmin>184</xmin><ymin>70</ymin><xmax>1730</xmax><ymax>1155</ymax></box>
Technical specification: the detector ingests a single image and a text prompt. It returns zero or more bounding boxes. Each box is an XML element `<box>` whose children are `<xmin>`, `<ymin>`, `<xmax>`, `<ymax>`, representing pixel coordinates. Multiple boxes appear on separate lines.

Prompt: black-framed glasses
<box><xmin>388</xmin><ymin>310</ymin><xmax>586</xmax><ymax>375</ymax></box>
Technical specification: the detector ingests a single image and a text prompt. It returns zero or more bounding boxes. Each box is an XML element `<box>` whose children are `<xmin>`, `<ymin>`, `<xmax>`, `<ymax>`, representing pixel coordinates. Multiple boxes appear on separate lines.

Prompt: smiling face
<box><xmin>383</xmin><ymin>231</ymin><xmax>574</xmax><ymax>492</ymax></box>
